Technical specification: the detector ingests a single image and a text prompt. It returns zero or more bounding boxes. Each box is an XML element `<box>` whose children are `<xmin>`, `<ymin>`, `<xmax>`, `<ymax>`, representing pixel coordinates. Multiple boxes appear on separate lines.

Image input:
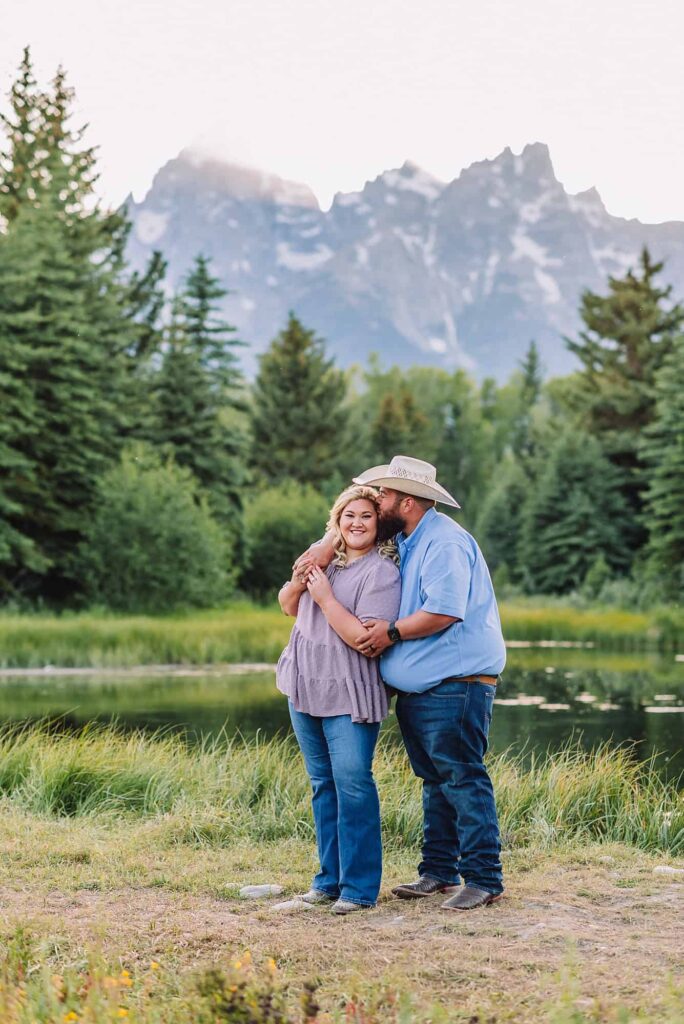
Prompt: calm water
<box><xmin>1</xmin><ymin>647</ymin><xmax>682</xmax><ymax>781</ymax></box>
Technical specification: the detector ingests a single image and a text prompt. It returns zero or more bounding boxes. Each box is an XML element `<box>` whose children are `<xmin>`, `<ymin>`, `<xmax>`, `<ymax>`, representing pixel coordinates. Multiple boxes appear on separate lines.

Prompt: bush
<box><xmin>77</xmin><ymin>446</ymin><xmax>234</xmax><ymax>612</ymax></box>
<box><xmin>242</xmin><ymin>482</ymin><xmax>330</xmax><ymax>597</ymax></box>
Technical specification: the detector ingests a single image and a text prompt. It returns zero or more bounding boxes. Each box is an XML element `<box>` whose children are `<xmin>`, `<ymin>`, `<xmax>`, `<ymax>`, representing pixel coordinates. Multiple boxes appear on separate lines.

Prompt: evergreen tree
<box><xmin>565</xmin><ymin>249</ymin><xmax>684</xmax><ymax>545</ymax></box>
<box><xmin>511</xmin><ymin>340</ymin><xmax>543</xmax><ymax>463</ymax></box>
<box><xmin>474</xmin><ymin>456</ymin><xmax>528</xmax><ymax>580</ymax></box>
<box><xmin>368</xmin><ymin>387</ymin><xmax>431</xmax><ymax>462</ymax></box>
<box><xmin>152</xmin><ymin>257</ymin><xmax>246</xmax><ymax>543</ymax></box>
<box><xmin>250</xmin><ymin>313</ymin><xmax>347</xmax><ymax>487</ymax></box>
<box><xmin>0</xmin><ymin>53</ymin><xmax>143</xmax><ymax>599</ymax></box>
<box><xmin>519</xmin><ymin>430</ymin><xmax>630</xmax><ymax>594</ymax></box>
<box><xmin>0</xmin><ymin>194</ymin><xmax>124</xmax><ymax>598</ymax></box>
<box><xmin>640</xmin><ymin>335</ymin><xmax>684</xmax><ymax>600</ymax></box>
<box><xmin>0</xmin><ymin>47</ymin><xmax>44</xmax><ymax>224</ymax></box>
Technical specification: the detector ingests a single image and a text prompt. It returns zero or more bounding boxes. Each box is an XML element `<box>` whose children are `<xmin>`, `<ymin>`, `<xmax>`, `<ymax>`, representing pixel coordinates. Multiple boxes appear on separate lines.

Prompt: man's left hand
<box><xmin>355</xmin><ymin>619</ymin><xmax>392</xmax><ymax>657</ymax></box>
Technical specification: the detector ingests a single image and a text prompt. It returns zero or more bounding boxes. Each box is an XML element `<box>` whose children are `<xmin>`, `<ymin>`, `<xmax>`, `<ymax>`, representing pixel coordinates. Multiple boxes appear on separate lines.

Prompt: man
<box><xmin>297</xmin><ymin>455</ymin><xmax>505</xmax><ymax>911</ymax></box>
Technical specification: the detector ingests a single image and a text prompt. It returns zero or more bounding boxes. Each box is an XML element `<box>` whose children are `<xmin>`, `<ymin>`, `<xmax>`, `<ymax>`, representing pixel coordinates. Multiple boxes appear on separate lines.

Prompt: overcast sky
<box><xmin>3</xmin><ymin>0</ymin><xmax>684</xmax><ymax>220</ymax></box>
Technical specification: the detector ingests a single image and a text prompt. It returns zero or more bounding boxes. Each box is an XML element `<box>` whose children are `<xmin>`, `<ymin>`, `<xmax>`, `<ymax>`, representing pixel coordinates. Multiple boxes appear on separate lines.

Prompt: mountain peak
<box><xmin>151</xmin><ymin>147</ymin><xmax>320</xmax><ymax>210</ymax></box>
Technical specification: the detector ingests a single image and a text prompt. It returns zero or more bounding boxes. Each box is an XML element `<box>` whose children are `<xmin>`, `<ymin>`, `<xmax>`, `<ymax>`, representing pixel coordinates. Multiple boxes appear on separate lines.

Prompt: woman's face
<box><xmin>339</xmin><ymin>498</ymin><xmax>378</xmax><ymax>552</ymax></box>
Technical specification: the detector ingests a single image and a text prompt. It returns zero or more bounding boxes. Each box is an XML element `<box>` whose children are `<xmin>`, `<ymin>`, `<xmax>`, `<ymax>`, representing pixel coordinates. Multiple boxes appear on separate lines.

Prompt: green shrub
<box><xmin>77</xmin><ymin>446</ymin><xmax>234</xmax><ymax>613</ymax></box>
<box><xmin>242</xmin><ymin>482</ymin><xmax>330</xmax><ymax>597</ymax></box>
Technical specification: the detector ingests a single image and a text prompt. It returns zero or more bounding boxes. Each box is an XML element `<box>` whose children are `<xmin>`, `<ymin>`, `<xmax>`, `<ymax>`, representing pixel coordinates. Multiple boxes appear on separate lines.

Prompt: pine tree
<box><xmin>368</xmin><ymin>387</ymin><xmax>431</xmax><ymax>462</ymax></box>
<box><xmin>152</xmin><ymin>258</ymin><xmax>246</xmax><ymax>540</ymax></box>
<box><xmin>565</xmin><ymin>249</ymin><xmax>684</xmax><ymax>546</ymax></box>
<box><xmin>474</xmin><ymin>456</ymin><xmax>528</xmax><ymax>580</ymax></box>
<box><xmin>640</xmin><ymin>335</ymin><xmax>684</xmax><ymax>600</ymax></box>
<box><xmin>0</xmin><ymin>194</ymin><xmax>123</xmax><ymax>597</ymax></box>
<box><xmin>250</xmin><ymin>313</ymin><xmax>347</xmax><ymax>487</ymax></box>
<box><xmin>0</xmin><ymin>53</ymin><xmax>142</xmax><ymax>599</ymax></box>
<box><xmin>519</xmin><ymin>430</ymin><xmax>631</xmax><ymax>594</ymax></box>
<box><xmin>511</xmin><ymin>340</ymin><xmax>543</xmax><ymax>463</ymax></box>
<box><xmin>0</xmin><ymin>47</ymin><xmax>42</xmax><ymax>224</ymax></box>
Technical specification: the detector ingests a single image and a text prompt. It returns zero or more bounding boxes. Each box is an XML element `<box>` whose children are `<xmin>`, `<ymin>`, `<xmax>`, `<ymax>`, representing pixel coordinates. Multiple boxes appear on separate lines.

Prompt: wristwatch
<box><xmin>387</xmin><ymin>621</ymin><xmax>402</xmax><ymax>643</ymax></box>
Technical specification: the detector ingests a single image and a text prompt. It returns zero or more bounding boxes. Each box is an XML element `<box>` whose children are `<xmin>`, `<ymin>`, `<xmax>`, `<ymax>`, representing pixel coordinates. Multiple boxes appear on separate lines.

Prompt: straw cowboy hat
<box><xmin>352</xmin><ymin>455</ymin><xmax>460</xmax><ymax>509</ymax></box>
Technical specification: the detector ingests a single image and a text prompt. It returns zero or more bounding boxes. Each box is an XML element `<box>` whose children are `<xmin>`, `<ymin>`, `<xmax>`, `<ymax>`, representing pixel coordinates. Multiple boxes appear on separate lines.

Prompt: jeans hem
<box><xmin>314</xmin><ymin>886</ymin><xmax>341</xmax><ymax>897</ymax></box>
<box><xmin>339</xmin><ymin>897</ymin><xmax>376</xmax><ymax>907</ymax></box>
<box><xmin>464</xmin><ymin>883</ymin><xmax>504</xmax><ymax>896</ymax></box>
<box><xmin>422</xmin><ymin>871</ymin><xmax>462</xmax><ymax>887</ymax></box>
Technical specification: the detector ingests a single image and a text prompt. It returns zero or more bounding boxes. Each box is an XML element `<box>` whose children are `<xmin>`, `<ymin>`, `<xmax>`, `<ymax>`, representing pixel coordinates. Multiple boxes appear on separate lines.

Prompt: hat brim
<box><xmin>352</xmin><ymin>465</ymin><xmax>461</xmax><ymax>509</ymax></box>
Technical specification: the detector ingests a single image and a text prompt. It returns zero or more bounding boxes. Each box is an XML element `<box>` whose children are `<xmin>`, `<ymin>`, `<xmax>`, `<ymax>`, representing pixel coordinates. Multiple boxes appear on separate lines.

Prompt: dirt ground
<box><xmin>1</xmin><ymin>852</ymin><xmax>682</xmax><ymax>1020</ymax></box>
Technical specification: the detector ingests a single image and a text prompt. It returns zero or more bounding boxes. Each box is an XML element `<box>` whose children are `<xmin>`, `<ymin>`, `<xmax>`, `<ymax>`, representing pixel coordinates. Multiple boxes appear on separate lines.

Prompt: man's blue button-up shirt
<box><xmin>380</xmin><ymin>508</ymin><xmax>506</xmax><ymax>692</ymax></box>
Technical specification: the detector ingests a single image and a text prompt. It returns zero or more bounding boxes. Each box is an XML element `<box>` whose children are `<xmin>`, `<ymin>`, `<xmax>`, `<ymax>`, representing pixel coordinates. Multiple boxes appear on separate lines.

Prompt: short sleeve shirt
<box><xmin>380</xmin><ymin>508</ymin><xmax>506</xmax><ymax>692</ymax></box>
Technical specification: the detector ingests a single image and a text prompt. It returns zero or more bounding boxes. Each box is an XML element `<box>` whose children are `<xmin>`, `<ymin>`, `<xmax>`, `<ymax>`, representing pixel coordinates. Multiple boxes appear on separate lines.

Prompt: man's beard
<box><xmin>377</xmin><ymin>511</ymin><xmax>406</xmax><ymax>542</ymax></box>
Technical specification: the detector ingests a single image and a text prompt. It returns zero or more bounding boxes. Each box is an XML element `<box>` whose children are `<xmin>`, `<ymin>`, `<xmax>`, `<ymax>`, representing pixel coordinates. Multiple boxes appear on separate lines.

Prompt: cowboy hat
<box><xmin>352</xmin><ymin>455</ymin><xmax>460</xmax><ymax>508</ymax></box>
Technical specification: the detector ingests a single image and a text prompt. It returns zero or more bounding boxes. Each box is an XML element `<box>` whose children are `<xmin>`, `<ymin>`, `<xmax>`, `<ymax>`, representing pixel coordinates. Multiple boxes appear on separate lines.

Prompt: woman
<box><xmin>277</xmin><ymin>485</ymin><xmax>401</xmax><ymax>914</ymax></box>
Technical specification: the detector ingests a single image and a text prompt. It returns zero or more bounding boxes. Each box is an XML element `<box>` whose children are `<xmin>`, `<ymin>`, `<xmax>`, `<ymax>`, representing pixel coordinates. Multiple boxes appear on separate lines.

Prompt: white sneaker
<box><xmin>295</xmin><ymin>889</ymin><xmax>337</xmax><ymax>905</ymax></box>
<box><xmin>331</xmin><ymin>899</ymin><xmax>372</xmax><ymax>915</ymax></box>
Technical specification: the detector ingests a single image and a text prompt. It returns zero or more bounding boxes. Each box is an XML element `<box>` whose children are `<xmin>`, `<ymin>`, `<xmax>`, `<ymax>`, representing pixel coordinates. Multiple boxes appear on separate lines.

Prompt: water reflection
<box><xmin>0</xmin><ymin>648</ymin><xmax>682</xmax><ymax>781</ymax></box>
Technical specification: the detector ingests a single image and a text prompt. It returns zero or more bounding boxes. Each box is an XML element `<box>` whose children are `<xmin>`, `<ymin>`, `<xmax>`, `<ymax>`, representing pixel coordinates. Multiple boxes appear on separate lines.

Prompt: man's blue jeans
<box><xmin>288</xmin><ymin>703</ymin><xmax>382</xmax><ymax>907</ymax></box>
<box><xmin>395</xmin><ymin>679</ymin><xmax>503</xmax><ymax>895</ymax></box>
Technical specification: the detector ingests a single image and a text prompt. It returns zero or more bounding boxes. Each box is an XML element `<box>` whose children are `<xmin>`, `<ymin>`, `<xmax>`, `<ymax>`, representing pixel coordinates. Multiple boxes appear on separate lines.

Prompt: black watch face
<box><xmin>388</xmin><ymin>626</ymin><xmax>401</xmax><ymax>642</ymax></box>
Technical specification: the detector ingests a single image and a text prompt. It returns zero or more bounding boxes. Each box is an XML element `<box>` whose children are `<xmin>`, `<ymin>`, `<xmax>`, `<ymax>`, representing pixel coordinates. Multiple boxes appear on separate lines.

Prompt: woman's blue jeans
<box><xmin>288</xmin><ymin>703</ymin><xmax>382</xmax><ymax>907</ymax></box>
<box><xmin>395</xmin><ymin>679</ymin><xmax>503</xmax><ymax>895</ymax></box>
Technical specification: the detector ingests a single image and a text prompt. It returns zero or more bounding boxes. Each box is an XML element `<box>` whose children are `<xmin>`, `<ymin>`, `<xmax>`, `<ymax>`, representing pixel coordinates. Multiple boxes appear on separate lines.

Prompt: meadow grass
<box><xmin>0</xmin><ymin>600</ymin><xmax>682</xmax><ymax>669</ymax></box>
<box><xmin>1</xmin><ymin>927</ymin><xmax>681</xmax><ymax>1024</ymax></box>
<box><xmin>0</xmin><ymin>723</ymin><xmax>681</xmax><ymax>853</ymax></box>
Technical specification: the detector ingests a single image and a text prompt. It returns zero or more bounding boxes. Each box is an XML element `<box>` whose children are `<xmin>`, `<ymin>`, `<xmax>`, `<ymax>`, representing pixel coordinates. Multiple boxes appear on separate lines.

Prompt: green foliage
<box><xmin>640</xmin><ymin>335</ymin><xmax>684</xmax><ymax>601</ymax></box>
<box><xmin>250</xmin><ymin>313</ymin><xmax>347</xmax><ymax>488</ymax></box>
<box><xmin>368</xmin><ymin>387</ymin><xmax>431</xmax><ymax>462</ymax></box>
<box><xmin>474</xmin><ymin>454</ymin><xmax>528</xmax><ymax>579</ymax></box>
<box><xmin>565</xmin><ymin>249</ymin><xmax>684</xmax><ymax>546</ymax></box>
<box><xmin>78</xmin><ymin>446</ymin><xmax>234</xmax><ymax>613</ymax></box>
<box><xmin>581</xmin><ymin>554</ymin><xmax>614</xmax><ymax>600</ymax></box>
<box><xmin>152</xmin><ymin>256</ymin><xmax>247</xmax><ymax>538</ymax></box>
<box><xmin>0</xmin><ymin>51</ymin><xmax>158</xmax><ymax>602</ymax></box>
<box><xmin>242</xmin><ymin>483</ymin><xmax>330</xmax><ymax>597</ymax></box>
<box><xmin>0</xmin><ymin>725</ymin><xmax>681</xmax><ymax>855</ymax></box>
<box><xmin>519</xmin><ymin>430</ymin><xmax>631</xmax><ymax>594</ymax></box>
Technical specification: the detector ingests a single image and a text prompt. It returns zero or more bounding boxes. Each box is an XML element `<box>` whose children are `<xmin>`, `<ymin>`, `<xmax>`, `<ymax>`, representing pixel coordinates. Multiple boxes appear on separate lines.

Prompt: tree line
<box><xmin>0</xmin><ymin>51</ymin><xmax>682</xmax><ymax>611</ymax></box>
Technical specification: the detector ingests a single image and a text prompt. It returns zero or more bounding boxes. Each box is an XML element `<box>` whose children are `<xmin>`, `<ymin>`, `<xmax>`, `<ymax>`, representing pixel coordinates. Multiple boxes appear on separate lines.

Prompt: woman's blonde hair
<box><xmin>325</xmin><ymin>485</ymin><xmax>399</xmax><ymax>567</ymax></box>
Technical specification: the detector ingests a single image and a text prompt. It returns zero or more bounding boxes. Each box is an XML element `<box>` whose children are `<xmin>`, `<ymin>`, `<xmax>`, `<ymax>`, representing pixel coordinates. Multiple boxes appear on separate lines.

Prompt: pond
<box><xmin>1</xmin><ymin>646</ymin><xmax>682</xmax><ymax>782</ymax></box>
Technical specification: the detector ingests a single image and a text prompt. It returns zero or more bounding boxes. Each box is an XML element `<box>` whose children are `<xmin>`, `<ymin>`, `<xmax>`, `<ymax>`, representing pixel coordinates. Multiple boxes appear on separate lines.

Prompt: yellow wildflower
<box><xmin>117</xmin><ymin>1010</ymin><xmax>129</xmax><ymax>1019</ymax></box>
<box><xmin>150</xmin><ymin>961</ymin><xmax>160</xmax><ymax>971</ymax></box>
<box><xmin>233</xmin><ymin>960</ymin><xmax>242</xmax><ymax>970</ymax></box>
<box><xmin>267</xmin><ymin>958</ymin><xmax>277</xmax><ymax>973</ymax></box>
<box><xmin>242</xmin><ymin>951</ymin><xmax>252</xmax><ymax>964</ymax></box>
<box><xmin>63</xmin><ymin>1013</ymin><xmax>79</xmax><ymax>1022</ymax></box>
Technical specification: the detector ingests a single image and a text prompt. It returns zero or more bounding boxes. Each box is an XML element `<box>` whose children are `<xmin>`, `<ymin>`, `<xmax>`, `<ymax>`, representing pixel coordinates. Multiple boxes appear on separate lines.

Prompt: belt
<box><xmin>442</xmin><ymin>674</ymin><xmax>497</xmax><ymax>686</ymax></box>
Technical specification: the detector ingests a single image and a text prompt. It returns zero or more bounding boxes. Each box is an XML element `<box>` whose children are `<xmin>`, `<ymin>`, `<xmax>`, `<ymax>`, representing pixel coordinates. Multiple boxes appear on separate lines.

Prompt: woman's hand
<box><xmin>289</xmin><ymin>564</ymin><xmax>310</xmax><ymax>590</ymax></box>
<box><xmin>306</xmin><ymin>565</ymin><xmax>334</xmax><ymax>607</ymax></box>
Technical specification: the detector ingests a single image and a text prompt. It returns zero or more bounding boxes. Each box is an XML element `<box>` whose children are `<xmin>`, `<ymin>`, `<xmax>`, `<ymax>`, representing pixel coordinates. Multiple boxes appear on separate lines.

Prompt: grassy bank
<box><xmin>0</xmin><ymin>725</ymin><xmax>681</xmax><ymax>852</ymax></box>
<box><xmin>0</xmin><ymin>730</ymin><xmax>682</xmax><ymax>1022</ymax></box>
<box><xmin>0</xmin><ymin>600</ymin><xmax>682</xmax><ymax>668</ymax></box>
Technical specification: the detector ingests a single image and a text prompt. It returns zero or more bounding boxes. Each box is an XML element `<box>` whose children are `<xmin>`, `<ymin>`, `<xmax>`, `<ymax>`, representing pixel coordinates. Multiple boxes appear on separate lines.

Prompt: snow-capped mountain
<box><xmin>124</xmin><ymin>142</ymin><xmax>684</xmax><ymax>380</ymax></box>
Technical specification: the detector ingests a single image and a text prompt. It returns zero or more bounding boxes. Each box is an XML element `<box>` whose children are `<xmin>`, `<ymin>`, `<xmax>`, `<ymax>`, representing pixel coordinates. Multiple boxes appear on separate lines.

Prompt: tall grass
<box><xmin>0</xmin><ymin>600</ymin><xmax>682</xmax><ymax>668</ymax></box>
<box><xmin>0</xmin><ymin>723</ymin><xmax>681</xmax><ymax>853</ymax></box>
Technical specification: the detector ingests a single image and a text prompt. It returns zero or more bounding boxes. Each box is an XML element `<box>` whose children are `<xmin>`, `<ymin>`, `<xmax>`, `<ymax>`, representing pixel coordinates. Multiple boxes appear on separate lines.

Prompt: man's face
<box><xmin>376</xmin><ymin>487</ymin><xmax>408</xmax><ymax>540</ymax></box>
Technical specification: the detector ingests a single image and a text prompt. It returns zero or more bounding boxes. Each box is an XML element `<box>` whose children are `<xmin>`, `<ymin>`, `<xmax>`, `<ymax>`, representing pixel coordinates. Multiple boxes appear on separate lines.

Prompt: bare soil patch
<box><xmin>1</xmin><ymin>859</ymin><xmax>682</xmax><ymax>1019</ymax></box>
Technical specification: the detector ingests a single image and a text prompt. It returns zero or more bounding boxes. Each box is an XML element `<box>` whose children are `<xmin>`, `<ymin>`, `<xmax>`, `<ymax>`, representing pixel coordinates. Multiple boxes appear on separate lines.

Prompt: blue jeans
<box><xmin>288</xmin><ymin>703</ymin><xmax>382</xmax><ymax>906</ymax></box>
<box><xmin>395</xmin><ymin>679</ymin><xmax>503</xmax><ymax>895</ymax></box>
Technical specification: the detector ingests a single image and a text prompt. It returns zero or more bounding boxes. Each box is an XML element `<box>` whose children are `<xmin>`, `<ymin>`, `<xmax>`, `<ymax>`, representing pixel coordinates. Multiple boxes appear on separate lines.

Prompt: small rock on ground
<box><xmin>270</xmin><ymin>899</ymin><xmax>317</xmax><ymax>911</ymax></box>
<box><xmin>239</xmin><ymin>884</ymin><xmax>285</xmax><ymax>898</ymax></box>
<box><xmin>652</xmin><ymin>866</ymin><xmax>684</xmax><ymax>876</ymax></box>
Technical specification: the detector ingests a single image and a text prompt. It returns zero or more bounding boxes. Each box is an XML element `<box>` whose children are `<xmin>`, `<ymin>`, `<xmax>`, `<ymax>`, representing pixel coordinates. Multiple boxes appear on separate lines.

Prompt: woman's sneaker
<box><xmin>331</xmin><ymin>899</ymin><xmax>372</xmax><ymax>915</ymax></box>
<box><xmin>295</xmin><ymin>889</ymin><xmax>337</xmax><ymax>905</ymax></box>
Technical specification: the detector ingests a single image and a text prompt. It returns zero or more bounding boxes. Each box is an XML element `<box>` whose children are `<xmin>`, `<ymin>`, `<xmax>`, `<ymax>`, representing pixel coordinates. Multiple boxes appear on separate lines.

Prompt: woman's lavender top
<box><xmin>276</xmin><ymin>548</ymin><xmax>401</xmax><ymax>723</ymax></box>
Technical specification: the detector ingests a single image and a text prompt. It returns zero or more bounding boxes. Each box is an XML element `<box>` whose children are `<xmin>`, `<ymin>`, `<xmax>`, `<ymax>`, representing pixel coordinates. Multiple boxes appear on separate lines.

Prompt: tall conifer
<box><xmin>565</xmin><ymin>249</ymin><xmax>684</xmax><ymax>547</ymax></box>
<box><xmin>640</xmin><ymin>336</ymin><xmax>684</xmax><ymax>599</ymax></box>
<box><xmin>250</xmin><ymin>313</ymin><xmax>347</xmax><ymax>488</ymax></box>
